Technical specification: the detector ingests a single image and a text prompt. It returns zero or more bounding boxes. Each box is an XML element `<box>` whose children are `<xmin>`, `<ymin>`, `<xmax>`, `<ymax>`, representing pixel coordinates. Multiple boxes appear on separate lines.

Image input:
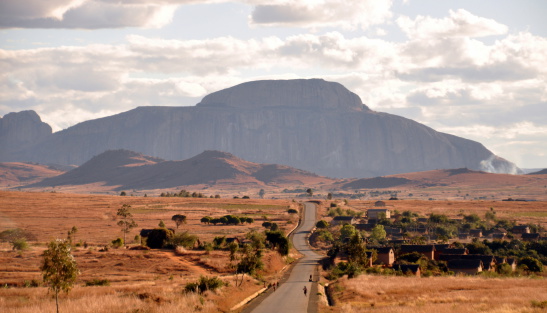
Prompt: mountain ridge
<box><xmin>0</xmin><ymin>79</ymin><xmax>520</xmax><ymax>178</ymax></box>
<box><xmin>25</xmin><ymin>149</ymin><xmax>334</xmax><ymax>190</ymax></box>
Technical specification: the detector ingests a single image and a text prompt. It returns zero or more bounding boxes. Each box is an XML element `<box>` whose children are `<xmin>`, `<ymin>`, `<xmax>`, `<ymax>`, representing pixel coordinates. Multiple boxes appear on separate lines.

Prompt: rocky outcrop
<box><xmin>0</xmin><ymin>110</ymin><xmax>52</xmax><ymax>159</ymax></box>
<box><xmin>0</xmin><ymin>79</ymin><xmax>519</xmax><ymax>178</ymax></box>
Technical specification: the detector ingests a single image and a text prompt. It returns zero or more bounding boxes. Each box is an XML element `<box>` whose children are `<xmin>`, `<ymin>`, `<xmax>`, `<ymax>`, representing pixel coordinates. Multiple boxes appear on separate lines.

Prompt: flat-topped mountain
<box><xmin>0</xmin><ymin>79</ymin><xmax>519</xmax><ymax>178</ymax></box>
<box><xmin>27</xmin><ymin>149</ymin><xmax>333</xmax><ymax>190</ymax></box>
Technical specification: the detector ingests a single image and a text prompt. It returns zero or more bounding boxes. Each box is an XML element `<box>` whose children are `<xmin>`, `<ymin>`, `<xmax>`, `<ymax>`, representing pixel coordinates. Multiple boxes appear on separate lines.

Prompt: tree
<box><xmin>340</xmin><ymin>224</ymin><xmax>357</xmax><ymax>240</ymax></box>
<box><xmin>171</xmin><ymin>214</ymin><xmax>187</xmax><ymax>230</ymax></box>
<box><xmin>327</xmin><ymin>192</ymin><xmax>333</xmax><ymax>200</ymax></box>
<box><xmin>370</xmin><ymin>224</ymin><xmax>387</xmax><ymax>242</ymax></box>
<box><xmin>258</xmin><ymin>189</ymin><xmax>265</xmax><ymax>199</ymax></box>
<box><xmin>120</xmin><ymin>191</ymin><xmax>126</xmax><ymax>196</ymax></box>
<box><xmin>116</xmin><ymin>204</ymin><xmax>137</xmax><ymax>247</ymax></box>
<box><xmin>67</xmin><ymin>226</ymin><xmax>78</xmax><ymax>245</ymax></box>
<box><xmin>41</xmin><ymin>239</ymin><xmax>79</xmax><ymax>313</ymax></box>
<box><xmin>519</xmin><ymin>256</ymin><xmax>543</xmax><ymax>272</ymax></box>
<box><xmin>200</xmin><ymin>216</ymin><xmax>212</xmax><ymax>224</ymax></box>
<box><xmin>316</xmin><ymin>220</ymin><xmax>329</xmax><ymax>229</ymax></box>
<box><xmin>158</xmin><ymin>220</ymin><xmax>166</xmax><ymax>228</ymax></box>
<box><xmin>306</xmin><ymin>188</ymin><xmax>313</xmax><ymax>197</ymax></box>
<box><xmin>146</xmin><ymin>228</ymin><xmax>174</xmax><ymax>249</ymax></box>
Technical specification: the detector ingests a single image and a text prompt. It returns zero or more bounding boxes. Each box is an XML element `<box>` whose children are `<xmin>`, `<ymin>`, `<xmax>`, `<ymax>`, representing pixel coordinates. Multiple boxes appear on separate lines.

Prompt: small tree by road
<box><xmin>40</xmin><ymin>239</ymin><xmax>79</xmax><ymax>313</ymax></box>
<box><xmin>117</xmin><ymin>204</ymin><xmax>137</xmax><ymax>247</ymax></box>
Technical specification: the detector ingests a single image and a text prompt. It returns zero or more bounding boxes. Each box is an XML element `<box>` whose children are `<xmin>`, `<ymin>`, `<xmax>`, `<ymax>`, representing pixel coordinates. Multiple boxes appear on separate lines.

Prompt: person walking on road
<box><xmin>303</xmin><ymin>286</ymin><xmax>307</xmax><ymax>296</ymax></box>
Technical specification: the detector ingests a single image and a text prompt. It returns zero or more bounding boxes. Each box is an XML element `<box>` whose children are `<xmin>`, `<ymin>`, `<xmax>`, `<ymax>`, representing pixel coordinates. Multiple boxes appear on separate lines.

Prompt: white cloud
<box><xmin>397</xmin><ymin>9</ymin><xmax>508</xmax><ymax>39</ymax></box>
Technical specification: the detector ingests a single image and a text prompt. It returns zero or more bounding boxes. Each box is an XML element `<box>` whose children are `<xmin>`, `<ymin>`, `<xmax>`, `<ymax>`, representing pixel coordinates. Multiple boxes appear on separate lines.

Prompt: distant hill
<box><xmin>0</xmin><ymin>162</ymin><xmax>65</xmax><ymax>187</ymax></box>
<box><xmin>339</xmin><ymin>168</ymin><xmax>547</xmax><ymax>190</ymax></box>
<box><xmin>527</xmin><ymin>169</ymin><xmax>547</xmax><ymax>175</ymax></box>
<box><xmin>25</xmin><ymin>149</ymin><xmax>334</xmax><ymax>190</ymax></box>
<box><xmin>0</xmin><ymin>79</ymin><xmax>520</xmax><ymax>178</ymax></box>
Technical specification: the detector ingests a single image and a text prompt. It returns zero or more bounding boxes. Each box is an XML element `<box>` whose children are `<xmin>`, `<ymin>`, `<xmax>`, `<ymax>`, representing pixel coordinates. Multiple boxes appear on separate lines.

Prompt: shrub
<box><xmin>169</xmin><ymin>231</ymin><xmax>198</xmax><ymax>249</ymax></box>
<box><xmin>111</xmin><ymin>238</ymin><xmax>124</xmax><ymax>248</ymax></box>
<box><xmin>519</xmin><ymin>256</ymin><xmax>543</xmax><ymax>272</ymax></box>
<box><xmin>316</xmin><ymin>220</ymin><xmax>329</xmax><ymax>229</ymax></box>
<box><xmin>145</xmin><ymin>228</ymin><xmax>174</xmax><ymax>249</ymax></box>
<box><xmin>287</xmin><ymin>209</ymin><xmax>298</xmax><ymax>214</ymax></box>
<box><xmin>23</xmin><ymin>279</ymin><xmax>41</xmax><ymax>287</ymax></box>
<box><xmin>184</xmin><ymin>276</ymin><xmax>224</xmax><ymax>293</ymax></box>
<box><xmin>12</xmin><ymin>238</ymin><xmax>29</xmax><ymax>251</ymax></box>
<box><xmin>85</xmin><ymin>279</ymin><xmax>110</xmax><ymax>286</ymax></box>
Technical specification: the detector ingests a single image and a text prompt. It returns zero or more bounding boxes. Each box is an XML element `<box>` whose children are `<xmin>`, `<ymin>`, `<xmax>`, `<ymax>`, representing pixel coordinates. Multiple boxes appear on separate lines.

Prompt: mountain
<box><xmin>0</xmin><ymin>111</ymin><xmax>52</xmax><ymax>160</ymax></box>
<box><xmin>339</xmin><ymin>168</ymin><xmax>546</xmax><ymax>190</ymax></box>
<box><xmin>26</xmin><ymin>149</ymin><xmax>334</xmax><ymax>190</ymax></box>
<box><xmin>0</xmin><ymin>79</ymin><xmax>520</xmax><ymax>178</ymax></box>
<box><xmin>528</xmin><ymin>169</ymin><xmax>547</xmax><ymax>175</ymax></box>
<box><xmin>0</xmin><ymin>162</ymin><xmax>65</xmax><ymax>187</ymax></box>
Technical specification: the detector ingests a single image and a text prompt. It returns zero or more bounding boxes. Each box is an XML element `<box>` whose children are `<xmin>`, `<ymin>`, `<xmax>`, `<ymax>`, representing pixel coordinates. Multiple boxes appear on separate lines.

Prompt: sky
<box><xmin>1</xmin><ymin>0</ymin><xmax>546</xmax><ymax>169</ymax></box>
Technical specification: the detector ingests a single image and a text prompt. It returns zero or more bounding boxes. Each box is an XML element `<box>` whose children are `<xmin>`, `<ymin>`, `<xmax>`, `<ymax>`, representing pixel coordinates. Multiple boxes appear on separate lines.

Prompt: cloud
<box><xmin>0</xmin><ymin>0</ymin><xmax>178</xmax><ymax>29</ymax></box>
<box><xmin>250</xmin><ymin>0</ymin><xmax>393</xmax><ymax>30</ymax></box>
<box><xmin>0</xmin><ymin>0</ymin><xmax>393</xmax><ymax>29</ymax></box>
<box><xmin>397</xmin><ymin>9</ymin><xmax>508</xmax><ymax>39</ymax></box>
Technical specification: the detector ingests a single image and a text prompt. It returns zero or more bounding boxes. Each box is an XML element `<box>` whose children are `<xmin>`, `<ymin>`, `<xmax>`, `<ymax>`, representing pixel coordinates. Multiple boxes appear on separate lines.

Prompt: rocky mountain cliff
<box><xmin>27</xmin><ymin>149</ymin><xmax>333</xmax><ymax>190</ymax></box>
<box><xmin>0</xmin><ymin>79</ymin><xmax>519</xmax><ymax>178</ymax></box>
<box><xmin>0</xmin><ymin>111</ymin><xmax>52</xmax><ymax>160</ymax></box>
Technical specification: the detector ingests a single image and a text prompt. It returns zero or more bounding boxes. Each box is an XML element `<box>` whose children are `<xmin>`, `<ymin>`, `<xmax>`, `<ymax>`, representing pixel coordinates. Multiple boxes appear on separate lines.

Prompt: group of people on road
<box><xmin>269</xmin><ymin>281</ymin><xmax>280</xmax><ymax>291</ymax></box>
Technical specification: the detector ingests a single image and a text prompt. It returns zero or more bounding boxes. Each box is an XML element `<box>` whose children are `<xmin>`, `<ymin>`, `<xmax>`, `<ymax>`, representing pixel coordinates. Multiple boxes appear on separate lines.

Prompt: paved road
<box><xmin>248</xmin><ymin>202</ymin><xmax>322</xmax><ymax>313</ymax></box>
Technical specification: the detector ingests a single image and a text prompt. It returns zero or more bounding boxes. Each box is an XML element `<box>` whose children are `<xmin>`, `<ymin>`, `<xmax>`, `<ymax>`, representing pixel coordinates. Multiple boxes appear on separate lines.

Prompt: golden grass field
<box><xmin>0</xmin><ymin>191</ymin><xmax>298</xmax><ymax>313</ymax></box>
<box><xmin>324</xmin><ymin>275</ymin><xmax>547</xmax><ymax>313</ymax></box>
<box><xmin>1</xmin><ymin>190</ymin><xmax>546</xmax><ymax>312</ymax></box>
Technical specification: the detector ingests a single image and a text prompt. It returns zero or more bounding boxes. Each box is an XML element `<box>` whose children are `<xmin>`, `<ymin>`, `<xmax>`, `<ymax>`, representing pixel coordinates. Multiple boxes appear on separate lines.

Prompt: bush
<box><xmin>184</xmin><ymin>276</ymin><xmax>224</xmax><ymax>293</ymax></box>
<box><xmin>85</xmin><ymin>279</ymin><xmax>110</xmax><ymax>286</ymax></box>
<box><xmin>170</xmin><ymin>232</ymin><xmax>198</xmax><ymax>249</ymax></box>
<box><xmin>23</xmin><ymin>279</ymin><xmax>41</xmax><ymax>287</ymax></box>
<box><xmin>396</xmin><ymin>252</ymin><xmax>423</xmax><ymax>264</ymax></box>
<box><xmin>519</xmin><ymin>256</ymin><xmax>543</xmax><ymax>272</ymax></box>
<box><xmin>287</xmin><ymin>209</ymin><xmax>298</xmax><ymax>214</ymax></box>
<box><xmin>145</xmin><ymin>228</ymin><xmax>174</xmax><ymax>249</ymax></box>
<box><xmin>111</xmin><ymin>238</ymin><xmax>124</xmax><ymax>248</ymax></box>
<box><xmin>11</xmin><ymin>238</ymin><xmax>29</xmax><ymax>251</ymax></box>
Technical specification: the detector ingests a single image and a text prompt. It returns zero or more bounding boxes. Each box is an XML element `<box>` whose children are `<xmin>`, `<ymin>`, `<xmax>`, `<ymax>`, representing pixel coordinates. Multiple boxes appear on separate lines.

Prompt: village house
<box><xmin>355</xmin><ymin>223</ymin><xmax>375</xmax><ymax>232</ymax></box>
<box><xmin>374</xmin><ymin>247</ymin><xmax>395</xmax><ymax>266</ymax></box>
<box><xmin>460</xmin><ymin>255</ymin><xmax>497</xmax><ymax>271</ymax></box>
<box><xmin>458</xmin><ymin>233</ymin><xmax>470</xmax><ymax>240</ymax></box>
<box><xmin>374</xmin><ymin>200</ymin><xmax>386</xmax><ymax>207</ymax></box>
<box><xmin>392</xmin><ymin>263</ymin><xmax>421</xmax><ymax>277</ymax></box>
<box><xmin>331</xmin><ymin>216</ymin><xmax>356</xmax><ymax>226</ymax></box>
<box><xmin>433</xmin><ymin>244</ymin><xmax>452</xmax><ymax>260</ymax></box>
<box><xmin>521</xmin><ymin>233</ymin><xmax>541</xmax><ymax>242</ymax></box>
<box><xmin>367</xmin><ymin>208</ymin><xmax>390</xmax><ymax>220</ymax></box>
<box><xmin>506</xmin><ymin>258</ymin><xmax>517</xmax><ymax>271</ymax></box>
<box><xmin>470</xmin><ymin>229</ymin><xmax>483</xmax><ymax>238</ymax></box>
<box><xmin>448</xmin><ymin>259</ymin><xmax>483</xmax><ymax>275</ymax></box>
<box><xmin>400</xmin><ymin>244</ymin><xmax>436</xmax><ymax>260</ymax></box>
<box><xmin>443</xmin><ymin>248</ymin><xmax>469</xmax><ymax>255</ymax></box>
<box><xmin>492</xmin><ymin>233</ymin><xmax>506</xmax><ymax>240</ymax></box>
<box><xmin>512</xmin><ymin>225</ymin><xmax>530</xmax><ymax>234</ymax></box>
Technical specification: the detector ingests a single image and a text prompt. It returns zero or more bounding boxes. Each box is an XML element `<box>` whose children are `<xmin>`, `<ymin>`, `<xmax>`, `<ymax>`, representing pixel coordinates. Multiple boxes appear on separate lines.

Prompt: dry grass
<box><xmin>324</xmin><ymin>275</ymin><xmax>547</xmax><ymax>313</ymax></box>
<box><xmin>0</xmin><ymin>190</ymin><xmax>297</xmax><ymax>244</ymax></box>
<box><xmin>0</xmin><ymin>190</ymin><xmax>298</xmax><ymax>312</ymax></box>
<box><xmin>344</xmin><ymin>199</ymin><xmax>547</xmax><ymax>228</ymax></box>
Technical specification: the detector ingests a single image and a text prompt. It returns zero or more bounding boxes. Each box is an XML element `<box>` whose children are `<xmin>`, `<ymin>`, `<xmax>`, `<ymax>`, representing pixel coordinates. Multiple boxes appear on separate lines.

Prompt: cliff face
<box><xmin>0</xmin><ymin>79</ymin><xmax>519</xmax><ymax>177</ymax></box>
<box><xmin>0</xmin><ymin>110</ymin><xmax>52</xmax><ymax>159</ymax></box>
